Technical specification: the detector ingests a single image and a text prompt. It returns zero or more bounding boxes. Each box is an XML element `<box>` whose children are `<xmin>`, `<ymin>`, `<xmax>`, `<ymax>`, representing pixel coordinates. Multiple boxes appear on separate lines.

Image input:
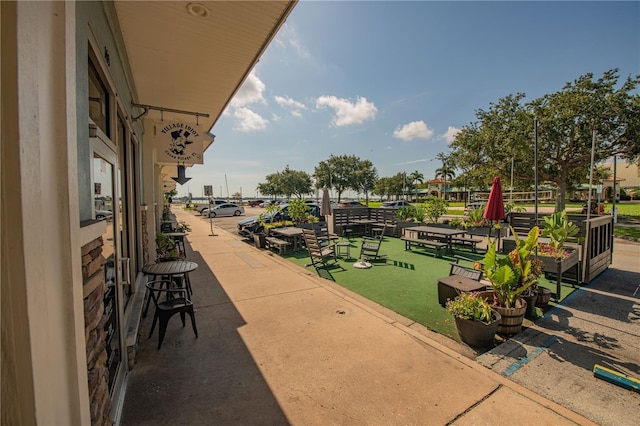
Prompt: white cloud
<box><xmin>393</xmin><ymin>120</ymin><xmax>434</xmax><ymax>141</ymax></box>
<box><xmin>275</xmin><ymin>96</ymin><xmax>306</xmax><ymax>110</ymax></box>
<box><xmin>230</xmin><ymin>72</ymin><xmax>267</xmax><ymax>108</ymax></box>
<box><xmin>276</xmin><ymin>24</ymin><xmax>310</xmax><ymax>58</ymax></box>
<box><xmin>233</xmin><ymin>107</ymin><xmax>269</xmax><ymax>132</ymax></box>
<box><xmin>441</xmin><ymin>126</ymin><xmax>461</xmax><ymax>144</ymax></box>
<box><xmin>395</xmin><ymin>158</ymin><xmax>433</xmax><ymax>166</ymax></box>
<box><xmin>316</xmin><ymin>96</ymin><xmax>377</xmax><ymax>126</ymax></box>
<box><xmin>275</xmin><ymin>95</ymin><xmax>306</xmax><ymax>118</ymax></box>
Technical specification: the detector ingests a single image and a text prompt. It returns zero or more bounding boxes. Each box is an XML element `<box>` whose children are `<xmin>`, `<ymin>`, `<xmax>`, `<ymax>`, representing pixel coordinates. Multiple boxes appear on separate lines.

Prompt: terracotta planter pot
<box><xmin>454</xmin><ymin>310</ymin><xmax>501</xmax><ymax>347</ymax></box>
<box><xmin>493</xmin><ymin>299</ymin><xmax>527</xmax><ymax>336</ymax></box>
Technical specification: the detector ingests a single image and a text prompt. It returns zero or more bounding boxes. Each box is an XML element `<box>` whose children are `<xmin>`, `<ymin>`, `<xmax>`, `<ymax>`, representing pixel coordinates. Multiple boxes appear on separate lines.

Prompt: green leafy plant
<box><xmin>483</xmin><ymin>226</ymin><xmax>543</xmax><ymax>308</ymax></box>
<box><xmin>423</xmin><ymin>195</ymin><xmax>449</xmax><ymax>223</ymax></box>
<box><xmin>540</xmin><ymin>210</ymin><xmax>581</xmax><ymax>260</ymax></box>
<box><xmin>412</xmin><ymin>205</ymin><xmax>426</xmax><ymax>223</ymax></box>
<box><xmin>258</xmin><ymin>204</ymin><xmax>282</xmax><ymax>229</ymax></box>
<box><xmin>287</xmin><ymin>199</ymin><xmax>310</xmax><ymax>224</ymax></box>
<box><xmin>463</xmin><ymin>207</ymin><xmax>488</xmax><ymax>229</ymax></box>
<box><xmin>446</xmin><ymin>292</ymin><xmax>494</xmax><ymax>324</ymax></box>
<box><xmin>504</xmin><ymin>202</ymin><xmax>526</xmax><ymax>214</ymax></box>
<box><xmin>396</xmin><ymin>206</ymin><xmax>416</xmax><ymax>221</ymax></box>
<box><xmin>449</xmin><ymin>218</ymin><xmax>463</xmax><ymax>228</ymax></box>
<box><xmin>155</xmin><ymin>232</ymin><xmax>178</xmax><ymax>260</ymax></box>
<box><xmin>175</xmin><ymin>222</ymin><xmax>191</xmax><ymax>233</ymax></box>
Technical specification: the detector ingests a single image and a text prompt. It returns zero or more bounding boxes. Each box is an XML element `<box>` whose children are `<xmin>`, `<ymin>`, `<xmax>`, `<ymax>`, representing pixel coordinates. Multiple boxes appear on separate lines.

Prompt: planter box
<box><xmin>538</xmin><ymin>248</ymin><xmax>580</xmax><ymax>300</ymax></box>
<box><xmin>538</xmin><ymin>248</ymin><xmax>579</xmax><ymax>275</ymax></box>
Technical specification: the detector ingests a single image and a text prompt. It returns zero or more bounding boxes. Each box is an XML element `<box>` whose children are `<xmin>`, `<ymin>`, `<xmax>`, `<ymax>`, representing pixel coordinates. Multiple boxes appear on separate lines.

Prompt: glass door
<box><xmin>92</xmin><ymin>137</ymin><xmax>127</xmax><ymax>407</ymax></box>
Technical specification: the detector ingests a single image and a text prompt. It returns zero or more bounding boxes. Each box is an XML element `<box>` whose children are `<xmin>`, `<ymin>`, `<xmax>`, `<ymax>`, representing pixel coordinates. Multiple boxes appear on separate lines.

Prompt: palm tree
<box><xmin>408</xmin><ymin>170</ymin><xmax>424</xmax><ymax>202</ymax></box>
<box><xmin>435</xmin><ymin>153</ymin><xmax>455</xmax><ymax>200</ymax></box>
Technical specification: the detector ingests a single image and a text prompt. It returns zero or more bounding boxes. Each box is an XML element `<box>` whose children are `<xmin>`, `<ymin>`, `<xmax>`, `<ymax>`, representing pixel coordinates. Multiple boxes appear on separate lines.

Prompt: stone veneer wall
<box><xmin>82</xmin><ymin>237</ymin><xmax>113</xmax><ymax>426</ymax></box>
<box><xmin>141</xmin><ymin>209</ymin><xmax>149</xmax><ymax>266</ymax></box>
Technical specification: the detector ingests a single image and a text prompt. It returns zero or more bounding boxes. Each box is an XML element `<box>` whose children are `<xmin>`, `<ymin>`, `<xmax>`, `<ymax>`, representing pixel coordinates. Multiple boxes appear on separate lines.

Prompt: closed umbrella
<box><xmin>484</xmin><ymin>177</ymin><xmax>505</xmax><ymax>222</ymax></box>
<box><xmin>321</xmin><ymin>187</ymin><xmax>332</xmax><ymax>217</ymax></box>
<box><xmin>484</xmin><ymin>177</ymin><xmax>505</xmax><ymax>249</ymax></box>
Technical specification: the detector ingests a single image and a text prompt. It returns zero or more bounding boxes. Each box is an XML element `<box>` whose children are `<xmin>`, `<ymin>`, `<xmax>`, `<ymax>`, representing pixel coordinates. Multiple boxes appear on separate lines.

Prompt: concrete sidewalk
<box><xmin>120</xmin><ymin>209</ymin><xmax>598</xmax><ymax>425</ymax></box>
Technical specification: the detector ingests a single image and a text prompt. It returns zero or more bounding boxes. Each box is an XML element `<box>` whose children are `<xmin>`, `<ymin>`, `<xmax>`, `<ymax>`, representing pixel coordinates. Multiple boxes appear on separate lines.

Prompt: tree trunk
<box><xmin>555</xmin><ymin>166</ymin><xmax>569</xmax><ymax>212</ymax></box>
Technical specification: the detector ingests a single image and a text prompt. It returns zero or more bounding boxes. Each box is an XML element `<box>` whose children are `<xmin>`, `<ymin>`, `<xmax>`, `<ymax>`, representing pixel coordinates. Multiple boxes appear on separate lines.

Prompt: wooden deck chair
<box><xmin>302</xmin><ymin>228</ymin><xmax>338</xmax><ymax>273</ymax></box>
<box><xmin>359</xmin><ymin>235</ymin><xmax>384</xmax><ymax>261</ymax></box>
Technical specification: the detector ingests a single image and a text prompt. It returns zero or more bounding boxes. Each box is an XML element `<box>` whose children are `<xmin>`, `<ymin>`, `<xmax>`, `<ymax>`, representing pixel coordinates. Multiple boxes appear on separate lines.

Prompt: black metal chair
<box><xmin>145</xmin><ymin>280</ymin><xmax>198</xmax><ymax>349</ymax></box>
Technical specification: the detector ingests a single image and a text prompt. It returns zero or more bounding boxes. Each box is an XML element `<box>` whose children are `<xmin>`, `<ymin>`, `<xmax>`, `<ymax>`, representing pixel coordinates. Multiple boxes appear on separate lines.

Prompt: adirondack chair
<box><xmin>302</xmin><ymin>228</ymin><xmax>338</xmax><ymax>274</ymax></box>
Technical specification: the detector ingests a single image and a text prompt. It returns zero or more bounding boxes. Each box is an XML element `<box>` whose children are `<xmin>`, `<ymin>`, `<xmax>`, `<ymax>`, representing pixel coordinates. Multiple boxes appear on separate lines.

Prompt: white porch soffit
<box><xmin>114</xmin><ymin>1</ymin><xmax>297</xmax><ymax>148</ymax></box>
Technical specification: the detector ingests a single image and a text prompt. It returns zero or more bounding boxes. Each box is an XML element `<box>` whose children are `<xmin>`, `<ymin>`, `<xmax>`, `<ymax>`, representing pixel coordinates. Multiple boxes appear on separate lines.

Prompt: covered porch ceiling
<box><xmin>114</xmin><ymin>0</ymin><xmax>297</xmax><ymax>171</ymax></box>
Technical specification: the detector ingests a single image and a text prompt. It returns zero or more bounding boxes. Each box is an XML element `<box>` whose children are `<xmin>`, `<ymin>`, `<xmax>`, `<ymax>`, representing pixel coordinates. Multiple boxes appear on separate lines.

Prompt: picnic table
<box><xmin>404</xmin><ymin>226</ymin><xmax>466</xmax><ymax>254</ymax></box>
<box><xmin>269</xmin><ymin>227</ymin><xmax>304</xmax><ymax>251</ymax></box>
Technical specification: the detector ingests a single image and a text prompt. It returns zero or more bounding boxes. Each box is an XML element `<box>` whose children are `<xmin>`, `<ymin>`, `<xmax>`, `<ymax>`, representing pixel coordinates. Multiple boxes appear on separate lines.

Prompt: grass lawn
<box><xmin>281</xmin><ymin>235</ymin><xmax>574</xmax><ymax>344</ymax></box>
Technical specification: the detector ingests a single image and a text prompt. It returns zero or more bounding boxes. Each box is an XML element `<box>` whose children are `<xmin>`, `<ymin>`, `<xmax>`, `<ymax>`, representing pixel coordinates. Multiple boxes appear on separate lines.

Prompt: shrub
<box><xmin>446</xmin><ymin>292</ymin><xmax>494</xmax><ymax>324</ymax></box>
<box><xmin>423</xmin><ymin>196</ymin><xmax>448</xmax><ymax>223</ymax></box>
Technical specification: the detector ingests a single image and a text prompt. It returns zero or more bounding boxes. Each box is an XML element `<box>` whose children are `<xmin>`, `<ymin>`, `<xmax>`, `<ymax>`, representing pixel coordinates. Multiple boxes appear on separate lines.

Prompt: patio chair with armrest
<box><xmin>437</xmin><ymin>256</ymin><xmax>486</xmax><ymax>307</ymax></box>
<box><xmin>359</xmin><ymin>234</ymin><xmax>385</xmax><ymax>262</ymax></box>
<box><xmin>302</xmin><ymin>228</ymin><xmax>339</xmax><ymax>274</ymax></box>
<box><xmin>449</xmin><ymin>255</ymin><xmax>483</xmax><ymax>281</ymax></box>
<box><xmin>145</xmin><ymin>280</ymin><xmax>198</xmax><ymax>349</ymax></box>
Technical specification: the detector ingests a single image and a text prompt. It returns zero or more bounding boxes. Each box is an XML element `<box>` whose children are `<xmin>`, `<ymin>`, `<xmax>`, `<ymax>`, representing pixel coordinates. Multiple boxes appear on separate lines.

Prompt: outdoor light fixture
<box><xmin>187</xmin><ymin>3</ymin><xmax>211</xmax><ymax>18</ymax></box>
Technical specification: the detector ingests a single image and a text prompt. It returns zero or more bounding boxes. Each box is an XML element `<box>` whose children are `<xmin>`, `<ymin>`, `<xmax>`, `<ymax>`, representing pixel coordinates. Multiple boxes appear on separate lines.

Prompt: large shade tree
<box><xmin>354</xmin><ymin>159</ymin><xmax>378</xmax><ymax>205</ymax></box>
<box><xmin>314</xmin><ymin>154</ymin><xmax>377</xmax><ymax>203</ymax></box>
<box><xmin>451</xmin><ymin>69</ymin><xmax>640</xmax><ymax>211</ymax></box>
<box><xmin>257</xmin><ymin>166</ymin><xmax>313</xmax><ymax>199</ymax></box>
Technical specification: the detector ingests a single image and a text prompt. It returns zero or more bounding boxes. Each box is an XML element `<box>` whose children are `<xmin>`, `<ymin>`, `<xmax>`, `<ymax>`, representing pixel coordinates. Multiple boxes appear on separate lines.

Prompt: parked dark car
<box><xmin>237</xmin><ymin>203</ymin><xmax>322</xmax><ymax>237</ymax></box>
<box><xmin>337</xmin><ymin>201</ymin><xmax>366</xmax><ymax>208</ymax></box>
<box><xmin>248</xmin><ymin>199</ymin><xmax>264</xmax><ymax>207</ymax></box>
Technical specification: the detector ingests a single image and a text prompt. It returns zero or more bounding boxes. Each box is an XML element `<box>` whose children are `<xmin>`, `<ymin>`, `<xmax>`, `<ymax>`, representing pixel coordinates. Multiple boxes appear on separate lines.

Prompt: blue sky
<box><xmin>179</xmin><ymin>0</ymin><xmax>639</xmax><ymax>199</ymax></box>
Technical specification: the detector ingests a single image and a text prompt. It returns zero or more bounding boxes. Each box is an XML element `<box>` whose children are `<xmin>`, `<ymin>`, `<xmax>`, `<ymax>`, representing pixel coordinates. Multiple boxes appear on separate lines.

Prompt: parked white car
<box><xmin>203</xmin><ymin>203</ymin><xmax>245</xmax><ymax>218</ymax></box>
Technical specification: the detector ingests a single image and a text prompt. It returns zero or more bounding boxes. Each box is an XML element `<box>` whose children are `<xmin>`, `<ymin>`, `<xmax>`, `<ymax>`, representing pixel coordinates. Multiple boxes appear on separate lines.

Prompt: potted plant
<box><xmin>539</xmin><ymin>210</ymin><xmax>581</xmax><ymax>302</ymax></box>
<box><xmin>482</xmin><ymin>226</ymin><xmax>543</xmax><ymax>335</ymax></box>
<box><xmin>155</xmin><ymin>232</ymin><xmax>180</xmax><ymax>261</ymax></box>
<box><xmin>174</xmin><ymin>222</ymin><xmax>191</xmax><ymax>233</ymax></box>
<box><xmin>463</xmin><ymin>207</ymin><xmax>491</xmax><ymax>236</ymax></box>
<box><xmin>254</xmin><ymin>204</ymin><xmax>282</xmax><ymax>248</ymax></box>
<box><xmin>446</xmin><ymin>292</ymin><xmax>501</xmax><ymax>347</ymax></box>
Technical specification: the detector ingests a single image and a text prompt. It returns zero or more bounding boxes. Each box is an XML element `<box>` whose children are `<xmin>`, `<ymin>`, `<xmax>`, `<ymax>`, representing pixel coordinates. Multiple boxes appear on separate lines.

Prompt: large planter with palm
<box><xmin>483</xmin><ymin>226</ymin><xmax>543</xmax><ymax>336</ymax></box>
<box><xmin>447</xmin><ymin>292</ymin><xmax>501</xmax><ymax>347</ymax></box>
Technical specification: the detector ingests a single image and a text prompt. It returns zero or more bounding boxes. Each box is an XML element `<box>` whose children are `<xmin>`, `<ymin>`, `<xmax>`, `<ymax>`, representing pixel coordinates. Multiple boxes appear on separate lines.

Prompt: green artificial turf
<box><xmin>282</xmin><ymin>235</ymin><xmax>574</xmax><ymax>343</ymax></box>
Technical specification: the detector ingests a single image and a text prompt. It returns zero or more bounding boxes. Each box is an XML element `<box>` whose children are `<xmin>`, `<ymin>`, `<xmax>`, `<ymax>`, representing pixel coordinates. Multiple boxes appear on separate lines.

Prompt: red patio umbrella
<box><xmin>484</xmin><ymin>177</ymin><xmax>505</xmax><ymax>222</ymax></box>
<box><xmin>484</xmin><ymin>177</ymin><xmax>505</xmax><ymax>250</ymax></box>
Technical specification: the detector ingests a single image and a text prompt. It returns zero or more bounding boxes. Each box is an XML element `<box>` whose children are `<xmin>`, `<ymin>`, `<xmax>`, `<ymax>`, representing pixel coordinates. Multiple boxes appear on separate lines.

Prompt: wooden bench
<box><xmin>265</xmin><ymin>237</ymin><xmax>290</xmax><ymax>254</ymax></box>
<box><xmin>450</xmin><ymin>235</ymin><xmax>483</xmax><ymax>253</ymax></box>
<box><xmin>401</xmin><ymin>237</ymin><xmax>446</xmax><ymax>258</ymax></box>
